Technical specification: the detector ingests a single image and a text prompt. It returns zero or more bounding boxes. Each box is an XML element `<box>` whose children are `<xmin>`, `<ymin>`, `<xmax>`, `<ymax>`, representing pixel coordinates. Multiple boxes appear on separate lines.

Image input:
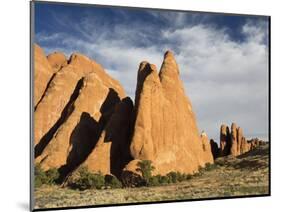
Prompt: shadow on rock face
<box><xmin>106</xmin><ymin>97</ymin><xmax>134</xmax><ymax>178</ymax></box>
<box><xmin>57</xmin><ymin>88</ymin><xmax>121</xmax><ymax>183</ymax></box>
<box><xmin>35</xmin><ymin>77</ymin><xmax>84</xmax><ymax>158</ymax></box>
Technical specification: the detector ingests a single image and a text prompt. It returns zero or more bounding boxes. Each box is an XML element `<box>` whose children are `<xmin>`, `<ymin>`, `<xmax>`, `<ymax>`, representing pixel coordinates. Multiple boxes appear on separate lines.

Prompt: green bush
<box><xmin>159</xmin><ymin>175</ymin><xmax>170</xmax><ymax>184</ymax></box>
<box><xmin>165</xmin><ymin>171</ymin><xmax>192</xmax><ymax>183</ymax></box>
<box><xmin>74</xmin><ymin>167</ymin><xmax>105</xmax><ymax>190</ymax></box>
<box><xmin>136</xmin><ymin>160</ymin><xmax>155</xmax><ymax>185</ymax></box>
<box><xmin>45</xmin><ymin>168</ymin><xmax>60</xmax><ymax>184</ymax></box>
<box><xmin>167</xmin><ymin>171</ymin><xmax>178</xmax><ymax>183</ymax></box>
<box><xmin>34</xmin><ymin>165</ymin><xmax>46</xmax><ymax>187</ymax></box>
<box><xmin>34</xmin><ymin>164</ymin><xmax>59</xmax><ymax>187</ymax></box>
<box><xmin>182</xmin><ymin>173</ymin><xmax>192</xmax><ymax>180</ymax></box>
<box><xmin>148</xmin><ymin>175</ymin><xmax>162</xmax><ymax>186</ymax></box>
<box><xmin>130</xmin><ymin>160</ymin><xmax>195</xmax><ymax>187</ymax></box>
<box><xmin>105</xmin><ymin>175</ymin><xmax>122</xmax><ymax>188</ymax></box>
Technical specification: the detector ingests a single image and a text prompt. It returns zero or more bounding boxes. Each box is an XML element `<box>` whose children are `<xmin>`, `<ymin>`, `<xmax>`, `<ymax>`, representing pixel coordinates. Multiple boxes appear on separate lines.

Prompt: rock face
<box><xmin>240</xmin><ymin>137</ymin><xmax>249</xmax><ymax>154</ymax></box>
<box><xmin>47</xmin><ymin>52</ymin><xmax>68</xmax><ymax>72</ymax></box>
<box><xmin>200</xmin><ymin>132</ymin><xmax>214</xmax><ymax>163</ymax></box>
<box><xmin>237</xmin><ymin>127</ymin><xmax>243</xmax><ymax>155</ymax></box>
<box><xmin>34</xmin><ymin>44</ymin><xmax>55</xmax><ymax>107</ymax></box>
<box><xmin>126</xmin><ymin>51</ymin><xmax>213</xmax><ymax>176</ymax></box>
<box><xmin>34</xmin><ymin>44</ymin><xmax>133</xmax><ymax>180</ymax></box>
<box><xmin>220</xmin><ymin>124</ymin><xmax>231</xmax><ymax>156</ymax></box>
<box><xmin>230</xmin><ymin>123</ymin><xmax>238</xmax><ymax>156</ymax></box>
<box><xmin>34</xmin><ymin>45</ymin><xmax>216</xmax><ymax>182</ymax></box>
<box><xmin>210</xmin><ymin>139</ymin><xmax>219</xmax><ymax>159</ymax></box>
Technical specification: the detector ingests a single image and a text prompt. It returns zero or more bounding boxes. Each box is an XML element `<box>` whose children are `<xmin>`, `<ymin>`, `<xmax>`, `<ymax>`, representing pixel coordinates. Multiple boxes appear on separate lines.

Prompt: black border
<box><xmin>30</xmin><ymin>1</ymin><xmax>271</xmax><ymax>211</ymax></box>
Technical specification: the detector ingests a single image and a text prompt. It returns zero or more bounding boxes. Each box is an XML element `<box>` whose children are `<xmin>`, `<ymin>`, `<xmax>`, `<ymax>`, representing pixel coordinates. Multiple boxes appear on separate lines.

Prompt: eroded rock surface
<box><xmin>34</xmin><ymin>44</ymin><xmax>132</xmax><ymax>181</ymax></box>
<box><xmin>127</xmin><ymin>51</ymin><xmax>214</xmax><ymax>176</ymax></box>
<box><xmin>34</xmin><ymin>44</ymin><xmax>55</xmax><ymax>107</ymax></box>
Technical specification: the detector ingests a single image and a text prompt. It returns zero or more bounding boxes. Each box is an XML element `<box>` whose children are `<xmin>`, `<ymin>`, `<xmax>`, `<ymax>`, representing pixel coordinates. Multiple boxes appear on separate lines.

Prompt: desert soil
<box><xmin>34</xmin><ymin>144</ymin><xmax>269</xmax><ymax>209</ymax></box>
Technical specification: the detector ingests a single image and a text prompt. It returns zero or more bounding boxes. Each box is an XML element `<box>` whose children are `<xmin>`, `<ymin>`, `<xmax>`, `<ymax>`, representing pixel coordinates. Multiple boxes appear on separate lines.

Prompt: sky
<box><xmin>34</xmin><ymin>2</ymin><xmax>269</xmax><ymax>142</ymax></box>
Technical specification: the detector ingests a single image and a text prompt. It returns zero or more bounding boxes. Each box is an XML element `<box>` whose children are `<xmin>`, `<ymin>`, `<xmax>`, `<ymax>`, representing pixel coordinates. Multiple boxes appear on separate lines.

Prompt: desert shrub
<box><xmin>121</xmin><ymin>170</ymin><xmax>146</xmax><ymax>187</ymax></box>
<box><xmin>175</xmin><ymin>172</ymin><xmax>184</xmax><ymax>182</ymax></box>
<box><xmin>147</xmin><ymin>171</ymin><xmax>194</xmax><ymax>186</ymax></box>
<box><xmin>159</xmin><ymin>175</ymin><xmax>170</xmax><ymax>184</ymax></box>
<box><xmin>136</xmin><ymin>160</ymin><xmax>155</xmax><ymax>185</ymax></box>
<box><xmin>73</xmin><ymin>167</ymin><xmax>105</xmax><ymax>190</ymax></box>
<box><xmin>198</xmin><ymin>165</ymin><xmax>204</xmax><ymax>173</ymax></box>
<box><xmin>34</xmin><ymin>165</ymin><xmax>47</xmax><ymax>187</ymax></box>
<box><xmin>167</xmin><ymin>171</ymin><xmax>178</xmax><ymax>183</ymax></box>
<box><xmin>45</xmin><ymin>168</ymin><xmax>60</xmax><ymax>184</ymax></box>
<box><xmin>204</xmin><ymin>163</ymin><xmax>217</xmax><ymax>171</ymax></box>
<box><xmin>192</xmin><ymin>165</ymin><xmax>204</xmax><ymax>177</ymax></box>
<box><xmin>183</xmin><ymin>173</ymin><xmax>192</xmax><ymax>180</ymax></box>
<box><xmin>105</xmin><ymin>174</ymin><xmax>122</xmax><ymax>188</ymax></box>
<box><xmin>148</xmin><ymin>175</ymin><xmax>162</xmax><ymax>186</ymax></box>
<box><xmin>34</xmin><ymin>165</ymin><xmax>59</xmax><ymax>187</ymax></box>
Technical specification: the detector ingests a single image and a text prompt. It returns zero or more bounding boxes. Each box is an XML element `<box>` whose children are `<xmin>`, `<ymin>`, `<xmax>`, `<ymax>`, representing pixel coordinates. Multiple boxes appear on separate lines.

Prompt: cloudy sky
<box><xmin>34</xmin><ymin>2</ymin><xmax>269</xmax><ymax>141</ymax></box>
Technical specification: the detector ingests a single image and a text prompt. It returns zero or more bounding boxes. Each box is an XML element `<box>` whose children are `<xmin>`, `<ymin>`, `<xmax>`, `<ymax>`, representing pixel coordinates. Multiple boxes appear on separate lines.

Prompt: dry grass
<box><xmin>34</xmin><ymin>144</ymin><xmax>269</xmax><ymax>209</ymax></box>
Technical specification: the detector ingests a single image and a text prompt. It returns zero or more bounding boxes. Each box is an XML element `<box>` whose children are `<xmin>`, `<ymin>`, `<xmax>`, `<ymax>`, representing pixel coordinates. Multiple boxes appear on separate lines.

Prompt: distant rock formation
<box><xmin>220</xmin><ymin>124</ymin><xmax>231</xmax><ymax>156</ymax></box>
<box><xmin>248</xmin><ymin>138</ymin><xmax>267</xmax><ymax>150</ymax></box>
<box><xmin>217</xmin><ymin>123</ymin><xmax>266</xmax><ymax>158</ymax></box>
<box><xmin>230</xmin><ymin>123</ymin><xmax>238</xmax><ymax>156</ymax></box>
<box><xmin>125</xmin><ymin>51</ymin><xmax>214</xmax><ymax>176</ymax></box>
<box><xmin>210</xmin><ymin>139</ymin><xmax>219</xmax><ymax>159</ymax></box>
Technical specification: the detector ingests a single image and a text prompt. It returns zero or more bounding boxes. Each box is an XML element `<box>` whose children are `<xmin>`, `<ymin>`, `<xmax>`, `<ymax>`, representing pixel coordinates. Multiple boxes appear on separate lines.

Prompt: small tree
<box><xmin>136</xmin><ymin>160</ymin><xmax>155</xmax><ymax>185</ymax></box>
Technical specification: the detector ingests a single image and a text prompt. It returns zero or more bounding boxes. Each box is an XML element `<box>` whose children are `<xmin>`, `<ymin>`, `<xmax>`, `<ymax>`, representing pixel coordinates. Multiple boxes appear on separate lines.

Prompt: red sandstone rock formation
<box><xmin>34</xmin><ymin>44</ymin><xmax>55</xmax><ymax>107</ymax></box>
<box><xmin>34</xmin><ymin>45</ymin><xmax>217</xmax><ymax>182</ymax></box>
<box><xmin>218</xmin><ymin>123</ymin><xmax>265</xmax><ymax>157</ymax></box>
<box><xmin>34</xmin><ymin>44</ymin><xmax>132</xmax><ymax>181</ymax></box>
<box><xmin>210</xmin><ymin>139</ymin><xmax>219</xmax><ymax>159</ymax></box>
<box><xmin>125</xmin><ymin>51</ymin><xmax>214</xmax><ymax>176</ymax></box>
<box><xmin>220</xmin><ymin>124</ymin><xmax>231</xmax><ymax>156</ymax></box>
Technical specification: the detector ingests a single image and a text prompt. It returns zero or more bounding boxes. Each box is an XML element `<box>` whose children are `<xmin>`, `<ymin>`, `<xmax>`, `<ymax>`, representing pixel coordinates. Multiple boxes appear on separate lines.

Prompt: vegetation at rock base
<box><xmin>104</xmin><ymin>174</ymin><xmax>122</xmax><ymax>189</ymax></box>
<box><xmin>69</xmin><ymin>167</ymin><xmax>105</xmax><ymax>190</ymax></box>
<box><xmin>34</xmin><ymin>165</ymin><xmax>59</xmax><ymax>188</ymax></box>
<box><xmin>136</xmin><ymin>160</ymin><xmax>155</xmax><ymax>184</ymax></box>
<box><xmin>34</xmin><ymin>144</ymin><xmax>269</xmax><ymax>209</ymax></box>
